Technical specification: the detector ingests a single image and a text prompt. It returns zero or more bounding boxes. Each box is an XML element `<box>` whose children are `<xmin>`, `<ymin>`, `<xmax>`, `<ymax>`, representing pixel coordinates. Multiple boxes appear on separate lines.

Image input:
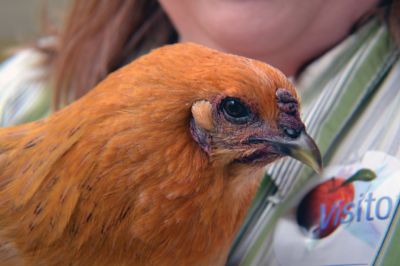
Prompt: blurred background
<box><xmin>0</xmin><ymin>0</ymin><xmax>69</xmax><ymax>60</ymax></box>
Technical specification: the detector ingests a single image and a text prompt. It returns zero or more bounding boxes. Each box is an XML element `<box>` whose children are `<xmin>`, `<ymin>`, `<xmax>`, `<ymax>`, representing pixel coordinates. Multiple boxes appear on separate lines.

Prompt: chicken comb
<box><xmin>276</xmin><ymin>88</ymin><xmax>299</xmax><ymax>116</ymax></box>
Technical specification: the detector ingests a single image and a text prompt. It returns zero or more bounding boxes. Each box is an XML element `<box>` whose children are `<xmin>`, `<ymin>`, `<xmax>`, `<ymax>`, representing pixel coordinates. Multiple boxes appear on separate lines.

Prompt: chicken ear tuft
<box><xmin>191</xmin><ymin>100</ymin><xmax>214</xmax><ymax>131</ymax></box>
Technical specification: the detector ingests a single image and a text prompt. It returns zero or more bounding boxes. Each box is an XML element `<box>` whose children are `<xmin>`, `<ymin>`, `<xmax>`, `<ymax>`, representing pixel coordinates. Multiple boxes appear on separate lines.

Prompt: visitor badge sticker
<box><xmin>272</xmin><ymin>151</ymin><xmax>400</xmax><ymax>266</ymax></box>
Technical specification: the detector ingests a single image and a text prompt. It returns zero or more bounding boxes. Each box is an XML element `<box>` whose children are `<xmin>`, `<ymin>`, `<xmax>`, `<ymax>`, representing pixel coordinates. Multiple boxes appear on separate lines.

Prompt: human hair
<box><xmin>46</xmin><ymin>0</ymin><xmax>398</xmax><ymax>109</ymax></box>
<box><xmin>49</xmin><ymin>0</ymin><xmax>176</xmax><ymax>108</ymax></box>
<box><xmin>387</xmin><ymin>0</ymin><xmax>400</xmax><ymax>43</ymax></box>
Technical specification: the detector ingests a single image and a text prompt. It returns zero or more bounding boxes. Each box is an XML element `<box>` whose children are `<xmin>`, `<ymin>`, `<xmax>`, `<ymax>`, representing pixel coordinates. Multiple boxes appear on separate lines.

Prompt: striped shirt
<box><xmin>228</xmin><ymin>17</ymin><xmax>400</xmax><ymax>265</ymax></box>
<box><xmin>0</xmin><ymin>47</ymin><xmax>51</xmax><ymax>126</ymax></box>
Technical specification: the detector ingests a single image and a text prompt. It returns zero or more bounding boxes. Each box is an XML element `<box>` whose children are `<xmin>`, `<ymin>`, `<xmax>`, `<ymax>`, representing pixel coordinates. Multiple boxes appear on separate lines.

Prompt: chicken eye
<box><xmin>221</xmin><ymin>97</ymin><xmax>251</xmax><ymax>124</ymax></box>
<box><xmin>283</xmin><ymin>127</ymin><xmax>301</xmax><ymax>139</ymax></box>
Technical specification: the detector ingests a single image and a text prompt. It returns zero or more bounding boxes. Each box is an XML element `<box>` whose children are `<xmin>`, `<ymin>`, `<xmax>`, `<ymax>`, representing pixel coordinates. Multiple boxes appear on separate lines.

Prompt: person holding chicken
<box><xmin>0</xmin><ymin>0</ymin><xmax>399</xmax><ymax>265</ymax></box>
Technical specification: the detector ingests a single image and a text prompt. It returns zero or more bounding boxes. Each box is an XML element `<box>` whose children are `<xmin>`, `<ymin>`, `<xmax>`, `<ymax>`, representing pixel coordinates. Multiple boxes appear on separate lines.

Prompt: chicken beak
<box><xmin>272</xmin><ymin>131</ymin><xmax>323</xmax><ymax>174</ymax></box>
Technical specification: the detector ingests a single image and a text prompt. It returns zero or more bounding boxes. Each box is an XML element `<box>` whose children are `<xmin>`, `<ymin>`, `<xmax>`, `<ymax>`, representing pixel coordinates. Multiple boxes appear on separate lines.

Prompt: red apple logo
<box><xmin>296</xmin><ymin>169</ymin><xmax>376</xmax><ymax>239</ymax></box>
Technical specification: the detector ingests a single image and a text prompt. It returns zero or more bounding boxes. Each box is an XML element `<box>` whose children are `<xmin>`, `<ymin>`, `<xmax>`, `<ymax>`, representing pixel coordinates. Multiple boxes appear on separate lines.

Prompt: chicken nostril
<box><xmin>283</xmin><ymin>127</ymin><xmax>301</xmax><ymax>139</ymax></box>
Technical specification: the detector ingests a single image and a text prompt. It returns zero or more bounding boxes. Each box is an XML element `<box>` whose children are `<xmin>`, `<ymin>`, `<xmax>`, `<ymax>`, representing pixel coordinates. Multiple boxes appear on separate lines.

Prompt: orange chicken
<box><xmin>0</xmin><ymin>43</ymin><xmax>321</xmax><ymax>265</ymax></box>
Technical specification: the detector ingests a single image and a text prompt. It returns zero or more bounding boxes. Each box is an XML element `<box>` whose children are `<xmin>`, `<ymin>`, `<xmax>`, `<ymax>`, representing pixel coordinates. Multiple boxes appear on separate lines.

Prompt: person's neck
<box><xmin>178</xmin><ymin>35</ymin><xmax>328</xmax><ymax>77</ymax></box>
